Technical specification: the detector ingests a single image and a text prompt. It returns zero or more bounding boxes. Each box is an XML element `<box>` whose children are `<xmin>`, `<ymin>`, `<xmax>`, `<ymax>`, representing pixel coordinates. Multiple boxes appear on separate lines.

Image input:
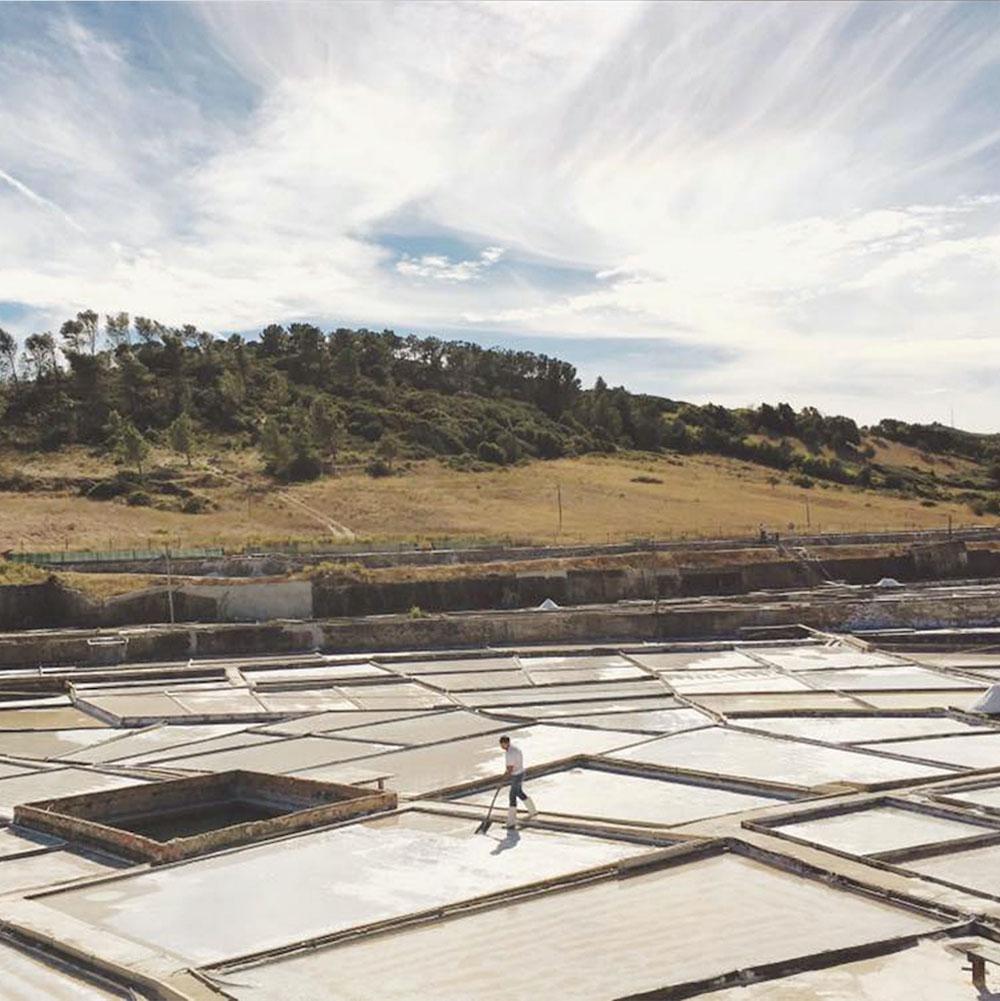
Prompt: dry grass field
<box><xmin>0</xmin><ymin>446</ymin><xmax>987</xmax><ymax>554</ymax></box>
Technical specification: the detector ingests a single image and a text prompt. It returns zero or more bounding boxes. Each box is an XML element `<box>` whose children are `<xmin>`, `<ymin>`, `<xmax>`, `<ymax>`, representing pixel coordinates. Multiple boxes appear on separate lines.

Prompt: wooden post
<box><xmin>165</xmin><ymin>547</ymin><xmax>176</xmax><ymax>626</ymax></box>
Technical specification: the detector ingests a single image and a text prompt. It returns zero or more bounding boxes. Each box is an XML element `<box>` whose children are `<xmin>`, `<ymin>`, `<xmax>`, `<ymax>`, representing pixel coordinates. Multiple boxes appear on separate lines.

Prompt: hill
<box><xmin>0</xmin><ymin>311</ymin><xmax>997</xmax><ymax>552</ymax></box>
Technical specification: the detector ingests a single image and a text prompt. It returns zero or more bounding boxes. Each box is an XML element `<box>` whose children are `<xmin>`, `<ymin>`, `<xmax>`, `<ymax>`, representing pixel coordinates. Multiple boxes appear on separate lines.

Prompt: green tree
<box><xmin>0</xmin><ymin>328</ymin><xmax>17</xmax><ymax>383</ymax></box>
<box><xmin>106</xmin><ymin>411</ymin><xmax>150</xmax><ymax>477</ymax></box>
<box><xmin>259</xmin><ymin>418</ymin><xmax>293</xmax><ymax>477</ymax></box>
<box><xmin>23</xmin><ymin>333</ymin><xmax>57</xmax><ymax>379</ymax></box>
<box><xmin>376</xmin><ymin>434</ymin><xmax>400</xmax><ymax>470</ymax></box>
<box><xmin>168</xmin><ymin>412</ymin><xmax>196</xmax><ymax>467</ymax></box>
<box><xmin>104</xmin><ymin>312</ymin><xmax>131</xmax><ymax>350</ymax></box>
<box><xmin>309</xmin><ymin>397</ymin><xmax>343</xmax><ymax>457</ymax></box>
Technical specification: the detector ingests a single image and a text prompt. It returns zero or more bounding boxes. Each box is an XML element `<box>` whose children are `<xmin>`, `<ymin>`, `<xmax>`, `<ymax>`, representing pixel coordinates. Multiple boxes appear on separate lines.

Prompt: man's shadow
<box><xmin>489</xmin><ymin>829</ymin><xmax>521</xmax><ymax>855</ymax></box>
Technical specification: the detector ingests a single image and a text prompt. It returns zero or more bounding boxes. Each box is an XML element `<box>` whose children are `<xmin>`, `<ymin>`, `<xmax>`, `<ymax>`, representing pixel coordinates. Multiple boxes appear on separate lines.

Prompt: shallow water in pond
<box><xmin>113</xmin><ymin>800</ymin><xmax>286</xmax><ymax>840</ymax></box>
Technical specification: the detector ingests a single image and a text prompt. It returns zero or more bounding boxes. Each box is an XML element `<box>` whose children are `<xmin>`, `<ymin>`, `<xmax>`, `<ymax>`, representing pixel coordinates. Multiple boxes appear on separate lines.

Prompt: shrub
<box><xmin>630</xmin><ymin>475</ymin><xmax>663</xmax><ymax>484</ymax></box>
<box><xmin>477</xmin><ymin>440</ymin><xmax>505</xmax><ymax>464</ymax></box>
<box><xmin>126</xmin><ymin>490</ymin><xmax>152</xmax><ymax>506</ymax></box>
<box><xmin>181</xmin><ymin>494</ymin><xmax>211</xmax><ymax>514</ymax></box>
<box><xmin>366</xmin><ymin>458</ymin><xmax>392</xmax><ymax>478</ymax></box>
<box><xmin>285</xmin><ymin>452</ymin><xmax>323</xmax><ymax>482</ymax></box>
<box><xmin>790</xmin><ymin>474</ymin><xmax>814</xmax><ymax>489</ymax></box>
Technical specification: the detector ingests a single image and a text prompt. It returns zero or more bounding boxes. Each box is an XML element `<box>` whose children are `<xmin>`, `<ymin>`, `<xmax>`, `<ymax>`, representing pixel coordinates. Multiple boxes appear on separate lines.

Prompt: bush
<box><xmin>126</xmin><ymin>490</ymin><xmax>152</xmax><ymax>506</ymax></box>
<box><xmin>181</xmin><ymin>494</ymin><xmax>211</xmax><ymax>514</ymax></box>
<box><xmin>477</xmin><ymin>440</ymin><xmax>506</xmax><ymax>464</ymax></box>
<box><xmin>790</xmin><ymin>474</ymin><xmax>814</xmax><ymax>489</ymax></box>
<box><xmin>446</xmin><ymin>453</ymin><xmax>489</xmax><ymax>472</ymax></box>
<box><xmin>366</xmin><ymin>458</ymin><xmax>392</xmax><ymax>478</ymax></box>
<box><xmin>285</xmin><ymin>453</ymin><xmax>323</xmax><ymax>482</ymax></box>
<box><xmin>631</xmin><ymin>475</ymin><xmax>663</xmax><ymax>484</ymax></box>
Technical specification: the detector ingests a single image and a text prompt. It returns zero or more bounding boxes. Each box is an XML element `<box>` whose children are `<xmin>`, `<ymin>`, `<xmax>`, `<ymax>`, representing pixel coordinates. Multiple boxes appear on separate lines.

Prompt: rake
<box><xmin>475</xmin><ymin>785</ymin><xmax>502</xmax><ymax>834</ymax></box>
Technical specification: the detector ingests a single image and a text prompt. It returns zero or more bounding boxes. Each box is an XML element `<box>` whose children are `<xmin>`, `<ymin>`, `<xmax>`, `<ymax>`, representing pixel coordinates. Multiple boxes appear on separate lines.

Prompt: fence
<box><xmin>5</xmin><ymin>524</ymin><xmax>1000</xmax><ymax>570</ymax></box>
<box><xmin>5</xmin><ymin>547</ymin><xmax>225</xmax><ymax>566</ymax></box>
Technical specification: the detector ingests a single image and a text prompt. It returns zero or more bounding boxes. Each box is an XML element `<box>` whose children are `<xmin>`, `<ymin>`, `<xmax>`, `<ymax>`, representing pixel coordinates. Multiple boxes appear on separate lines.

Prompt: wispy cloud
<box><xmin>1</xmin><ymin>1</ymin><xmax>1000</xmax><ymax>428</ymax></box>
<box><xmin>0</xmin><ymin>168</ymin><xmax>85</xmax><ymax>234</ymax></box>
<box><xmin>396</xmin><ymin>246</ymin><xmax>504</xmax><ymax>283</ymax></box>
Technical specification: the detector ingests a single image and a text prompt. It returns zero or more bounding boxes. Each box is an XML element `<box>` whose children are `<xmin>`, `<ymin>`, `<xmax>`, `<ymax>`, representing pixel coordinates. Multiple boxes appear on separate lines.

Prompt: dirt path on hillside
<box><xmin>205</xmin><ymin>464</ymin><xmax>355</xmax><ymax>541</ymax></box>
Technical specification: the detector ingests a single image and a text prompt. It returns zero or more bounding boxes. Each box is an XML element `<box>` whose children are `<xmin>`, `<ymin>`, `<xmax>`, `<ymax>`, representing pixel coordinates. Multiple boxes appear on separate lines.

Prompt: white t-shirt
<box><xmin>505</xmin><ymin>744</ymin><xmax>524</xmax><ymax>775</ymax></box>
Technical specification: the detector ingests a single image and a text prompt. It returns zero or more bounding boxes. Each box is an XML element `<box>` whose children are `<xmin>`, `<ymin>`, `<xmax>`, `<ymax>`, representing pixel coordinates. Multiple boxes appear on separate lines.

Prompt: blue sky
<box><xmin>2</xmin><ymin>1</ymin><xmax>1000</xmax><ymax>429</ymax></box>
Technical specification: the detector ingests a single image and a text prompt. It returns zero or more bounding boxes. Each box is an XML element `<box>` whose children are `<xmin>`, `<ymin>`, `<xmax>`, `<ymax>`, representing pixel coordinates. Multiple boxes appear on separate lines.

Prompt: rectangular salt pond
<box><xmin>459</xmin><ymin>681</ymin><xmax>664</xmax><ymax>708</ymax></box>
<box><xmin>336</xmin><ymin>683</ymin><xmax>451</xmax><ymax>709</ymax></box>
<box><xmin>329</xmin><ymin>710</ymin><xmax>509</xmax><ymax>746</ymax></box>
<box><xmin>294</xmin><ymin>724</ymin><xmax>645</xmax><ymax>796</ymax></box>
<box><xmin>769</xmin><ymin>805</ymin><xmax>994</xmax><ymax>856</ymax></box>
<box><xmin>608</xmin><ymin>728</ymin><xmax>948</xmax><ymax>789</ymax></box>
<box><xmin>241</xmin><ymin>663</ymin><xmax>390</xmax><ymax>684</ymax></box>
<box><xmin>118</xmin><ymin>731</ymin><xmax>282</xmax><ymax>766</ymax></box>
<box><xmin>860</xmin><ymin>691</ymin><xmax>986</xmax><ymax>710</ymax></box>
<box><xmin>546</xmin><ymin>708</ymin><xmax>711</xmax><ymax>735</ymax></box>
<box><xmin>661</xmin><ymin>669</ymin><xmax>811</xmax><ymax>694</ymax></box>
<box><xmin>904</xmin><ymin>843</ymin><xmax>1000</xmax><ymax>897</ymax></box>
<box><xmin>738</xmin><ymin>715</ymin><xmax>988</xmax><ymax>745</ymax></box>
<box><xmin>139</xmin><ymin>734</ymin><xmax>400</xmax><ymax>774</ymax></box>
<box><xmin>0</xmin><ymin>707</ymin><xmax>106</xmax><ymax>730</ymax></box>
<box><xmin>261</xmin><ymin>709</ymin><xmax>429</xmax><ymax>736</ymax></box>
<box><xmin>417</xmin><ymin>670</ymin><xmax>532</xmax><ymax>691</ymax></box>
<box><xmin>486</xmin><ymin>697</ymin><xmax>681</xmax><ymax>719</ymax></box>
<box><xmin>0</xmin><ymin>940</ymin><xmax>128</xmax><ymax>1000</ymax></box>
<box><xmin>693</xmin><ymin>692</ymin><xmax>865</xmax><ymax>714</ymax></box>
<box><xmin>216</xmin><ymin>852</ymin><xmax>940</xmax><ymax>1001</ymax></box>
<box><xmin>0</xmin><ymin>728</ymin><xmax>117</xmax><ymax>760</ymax></box>
<box><xmin>526</xmin><ymin>667</ymin><xmax>649</xmax><ymax>685</ymax></box>
<box><xmin>708</xmin><ymin>938</ymin><xmax>997</xmax><ymax>1001</ymax></box>
<box><xmin>753</xmin><ymin>647</ymin><xmax>907</xmax><ymax>671</ymax></box>
<box><xmin>455</xmin><ymin>767</ymin><xmax>786</xmax><ymax>826</ymax></box>
<box><xmin>41</xmin><ymin>811</ymin><xmax>642</xmax><ymax>964</ymax></box>
<box><xmin>516</xmin><ymin>655</ymin><xmax>637</xmax><ymax>672</ymax></box>
<box><xmin>0</xmin><ymin>768</ymin><xmax>149</xmax><ymax>818</ymax></box>
<box><xmin>630</xmin><ymin>650</ymin><xmax>763</xmax><ymax>671</ymax></box>
<box><xmin>799</xmin><ymin>667</ymin><xmax>980</xmax><ymax>691</ymax></box>
<box><xmin>857</xmin><ymin>733</ymin><xmax>1000</xmax><ymax>769</ymax></box>
<box><xmin>938</xmin><ymin>783</ymin><xmax>1000</xmax><ymax>812</ymax></box>
<box><xmin>381</xmin><ymin>657</ymin><xmax>518</xmax><ymax>675</ymax></box>
<box><xmin>254</xmin><ymin>691</ymin><xmax>362</xmax><ymax>713</ymax></box>
<box><xmin>0</xmin><ymin>849</ymin><xmax>121</xmax><ymax>894</ymax></box>
<box><xmin>64</xmin><ymin>724</ymin><xmax>254</xmax><ymax>764</ymax></box>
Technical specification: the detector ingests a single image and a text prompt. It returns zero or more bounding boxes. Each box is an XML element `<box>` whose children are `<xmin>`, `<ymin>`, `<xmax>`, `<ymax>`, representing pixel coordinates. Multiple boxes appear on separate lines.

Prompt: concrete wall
<box><xmin>1</xmin><ymin>541</ymin><xmax>997</xmax><ymax>633</ymax></box>
<box><xmin>1</xmin><ymin>579</ymin><xmax>999</xmax><ymax>669</ymax></box>
<box><xmin>38</xmin><ymin>526</ymin><xmax>1000</xmax><ymax>576</ymax></box>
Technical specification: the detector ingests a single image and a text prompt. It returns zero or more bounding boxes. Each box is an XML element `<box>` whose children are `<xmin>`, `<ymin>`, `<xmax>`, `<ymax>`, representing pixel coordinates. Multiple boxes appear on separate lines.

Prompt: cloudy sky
<box><xmin>2</xmin><ymin>1</ymin><xmax>999</xmax><ymax>429</ymax></box>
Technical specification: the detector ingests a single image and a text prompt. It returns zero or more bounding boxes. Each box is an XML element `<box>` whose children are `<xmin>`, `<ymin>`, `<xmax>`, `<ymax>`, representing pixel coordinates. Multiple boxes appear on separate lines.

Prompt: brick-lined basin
<box><xmin>14</xmin><ymin>770</ymin><xmax>396</xmax><ymax>863</ymax></box>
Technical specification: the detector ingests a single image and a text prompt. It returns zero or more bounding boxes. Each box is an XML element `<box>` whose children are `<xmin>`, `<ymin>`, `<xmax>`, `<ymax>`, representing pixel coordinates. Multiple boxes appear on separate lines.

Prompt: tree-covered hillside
<box><xmin>0</xmin><ymin>312</ymin><xmax>997</xmax><ymax>513</ymax></box>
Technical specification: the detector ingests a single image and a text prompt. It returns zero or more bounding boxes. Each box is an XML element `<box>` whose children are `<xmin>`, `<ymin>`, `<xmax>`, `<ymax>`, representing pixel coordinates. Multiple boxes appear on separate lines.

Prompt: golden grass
<box><xmin>864</xmin><ymin>436</ymin><xmax>979</xmax><ymax>475</ymax></box>
<box><xmin>0</xmin><ymin>559</ymin><xmax>48</xmax><ymax>585</ymax></box>
<box><xmin>0</xmin><ymin>451</ymin><xmax>987</xmax><ymax>553</ymax></box>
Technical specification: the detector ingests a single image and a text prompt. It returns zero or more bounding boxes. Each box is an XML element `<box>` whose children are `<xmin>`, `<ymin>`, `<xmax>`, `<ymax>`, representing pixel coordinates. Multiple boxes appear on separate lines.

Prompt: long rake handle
<box><xmin>478</xmin><ymin>785</ymin><xmax>502</xmax><ymax>832</ymax></box>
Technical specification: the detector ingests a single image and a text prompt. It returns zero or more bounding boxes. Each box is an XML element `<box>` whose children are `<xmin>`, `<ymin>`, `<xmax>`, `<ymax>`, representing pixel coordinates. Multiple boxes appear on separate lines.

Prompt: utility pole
<box><xmin>165</xmin><ymin>547</ymin><xmax>176</xmax><ymax>626</ymax></box>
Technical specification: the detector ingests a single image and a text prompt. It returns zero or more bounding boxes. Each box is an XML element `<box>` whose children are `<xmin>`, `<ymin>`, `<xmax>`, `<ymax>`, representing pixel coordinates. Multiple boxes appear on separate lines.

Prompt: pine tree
<box><xmin>168</xmin><ymin>412</ymin><xmax>195</xmax><ymax>467</ymax></box>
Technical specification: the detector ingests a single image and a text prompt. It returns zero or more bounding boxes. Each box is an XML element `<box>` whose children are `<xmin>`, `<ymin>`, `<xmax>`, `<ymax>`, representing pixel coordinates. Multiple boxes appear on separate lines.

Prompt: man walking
<box><xmin>499</xmin><ymin>734</ymin><xmax>537</xmax><ymax>829</ymax></box>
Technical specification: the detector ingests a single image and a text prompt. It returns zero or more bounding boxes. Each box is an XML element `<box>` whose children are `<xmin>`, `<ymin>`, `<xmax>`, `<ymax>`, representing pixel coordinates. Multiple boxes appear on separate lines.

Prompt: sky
<box><xmin>2</xmin><ymin>1</ymin><xmax>1000</xmax><ymax>430</ymax></box>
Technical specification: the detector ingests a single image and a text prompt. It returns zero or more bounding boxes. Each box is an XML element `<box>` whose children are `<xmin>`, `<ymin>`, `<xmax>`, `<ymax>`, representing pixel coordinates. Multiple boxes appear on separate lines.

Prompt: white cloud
<box><xmin>2</xmin><ymin>1</ymin><xmax>1000</xmax><ymax>428</ymax></box>
<box><xmin>396</xmin><ymin>246</ymin><xmax>505</xmax><ymax>283</ymax></box>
